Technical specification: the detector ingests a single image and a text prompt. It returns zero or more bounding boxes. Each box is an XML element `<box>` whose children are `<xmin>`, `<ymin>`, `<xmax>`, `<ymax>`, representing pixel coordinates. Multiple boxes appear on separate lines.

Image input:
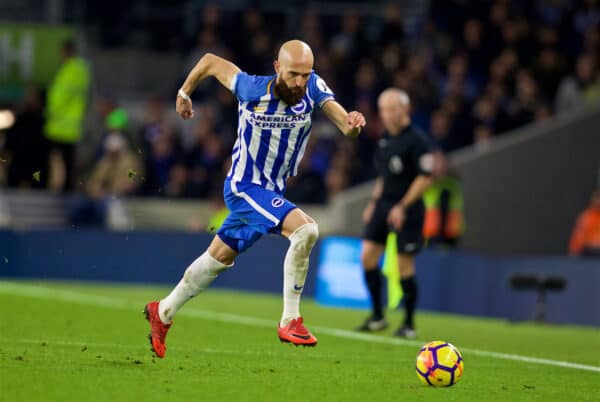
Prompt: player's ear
<box><xmin>273</xmin><ymin>60</ymin><xmax>280</xmax><ymax>75</ymax></box>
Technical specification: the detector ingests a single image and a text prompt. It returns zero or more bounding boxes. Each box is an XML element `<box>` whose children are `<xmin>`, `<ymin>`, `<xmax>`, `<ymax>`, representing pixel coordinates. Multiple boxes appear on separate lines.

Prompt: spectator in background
<box><xmin>286</xmin><ymin>138</ymin><xmax>328</xmax><ymax>204</ymax></box>
<box><xmin>569</xmin><ymin>188</ymin><xmax>600</xmax><ymax>257</ymax></box>
<box><xmin>44</xmin><ymin>39</ymin><xmax>90</xmax><ymax>192</ymax></box>
<box><xmin>98</xmin><ymin>107</ymin><xmax>130</xmax><ymax>157</ymax></box>
<box><xmin>87</xmin><ymin>134</ymin><xmax>142</xmax><ymax>197</ymax></box>
<box><xmin>4</xmin><ymin>87</ymin><xmax>48</xmax><ymax>188</ymax></box>
<box><xmin>185</xmin><ymin>120</ymin><xmax>225</xmax><ymax>198</ymax></box>
<box><xmin>429</xmin><ymin>109</ymin><xmax>454</xmax><ymax>151</ymax></box>
<box><xmin>136</xmin><ymin>96</ymin><xmax>184</xmax><ymax>197</ymax></box>
<box><xmin>354</xmin><ymin>61</ymin><xmax>380</xmax><ymax>105</ymax></box>
<box><xmin>505</xmin><ymin>69</ymin><xmax>541</xmax><ymax>130</ymax></box>
<box><xmin>71</xmin><ymin>133</ymin><xmax>142</xmax><ymax>226</ymax></box>
<box><xmin>165</xmin><ymin>163</ymin><xmax>188</xmax><ymax>198</ymax></box>
<box><xmin>573</xmin><ymin>0</ymin><xmax>600</xmax><ymax>37</ymax></box>
<box><xmin>555</xmin><ymin>53</ymin><xmax>600</xmax><ymax>113</ymax></box>
<box><xmin>440</xmin><ymin>53</ymin><xmax>479</xmax><ymax>101</ymax></box>
<box><xmin>423</xmin><ymin>151</ymin><xmax>464</xmax><ymax>247</ymax></box>
<box><xmin>379</xmin><ymin>3</ymin><xmax>405</xmax><ymax>47</ymax></box>
<box><xmin>402</xmin><ymin>53</ymin><xmax>438</xmax><ymax>117</ymax></box>
<box><xmin>331</xmin><ymin>10</ymin><xmax>367</xmax><ymax>63</ymax></box>
<box><xmin>461</xmin><ymin>18</ymin><xmax>491</xmax><ymax>81</ymax></box>
<box><xmin>532</xmin><ymin>46</ymin><xmax>567</xmax><ymax>102</ymax></box>
<box><xmin>473</xmin><ymin>124</ymin><xmax>494</xmax><ymax>148</ymax></box>
<box><xmin>142</xmin><ymin>126</ymin><xmax>182</xmax><ymax>196</ymax></box>
<box><xmin>138</xmin><ymin>95</ymin><xmax>170</xmax><ymax>152</ymax></box>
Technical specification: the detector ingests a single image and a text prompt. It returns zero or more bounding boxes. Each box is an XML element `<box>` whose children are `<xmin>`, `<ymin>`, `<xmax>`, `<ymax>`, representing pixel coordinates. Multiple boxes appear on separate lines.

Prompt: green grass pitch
<box><xmin>0</xmin><ymin>280</ymin><xmax>599</xmax><ymax>402</ymax></box>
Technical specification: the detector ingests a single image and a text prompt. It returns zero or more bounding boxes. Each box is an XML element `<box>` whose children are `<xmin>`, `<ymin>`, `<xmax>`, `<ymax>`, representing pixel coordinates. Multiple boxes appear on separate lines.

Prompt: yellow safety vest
<box><xmin>44</xmin><ymin>57</ymin><xmax>90</xmax><ymax>144</ymax></box>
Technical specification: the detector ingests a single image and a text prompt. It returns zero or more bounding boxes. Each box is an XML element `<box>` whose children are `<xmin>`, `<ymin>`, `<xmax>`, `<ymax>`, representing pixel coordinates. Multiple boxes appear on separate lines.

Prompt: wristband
<box><xmin>178</xmin><ymin>89</ymin><xmax>191</xmax><ymax>101</ymax></box>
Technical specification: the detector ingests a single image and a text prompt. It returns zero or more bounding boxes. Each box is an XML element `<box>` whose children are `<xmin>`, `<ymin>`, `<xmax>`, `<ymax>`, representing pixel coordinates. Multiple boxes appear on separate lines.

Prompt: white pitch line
<box><xmin>1</xmin><ymin>281</ymin><xmax>599</xmax><ymax>373</ymax></box>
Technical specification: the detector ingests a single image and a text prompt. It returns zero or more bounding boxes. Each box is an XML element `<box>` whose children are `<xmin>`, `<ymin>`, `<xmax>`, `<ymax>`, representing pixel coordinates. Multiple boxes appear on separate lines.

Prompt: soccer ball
<box><xmin>416</xmin><ymin>341</ymin><xmax>464</xmax><ymax>387</ymax></box>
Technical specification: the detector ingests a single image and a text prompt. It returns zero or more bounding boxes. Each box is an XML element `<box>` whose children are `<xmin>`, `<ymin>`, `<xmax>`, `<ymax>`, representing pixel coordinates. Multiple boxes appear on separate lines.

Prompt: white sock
<box><xmin>281</xmin><ymin>223</ymin><xmax>319</xmax><ymax>327</ymax></box>
<box><xmin>158</xmin><ymin>251</ymin><xmax>233</xmax><ymax>323</ymax></box>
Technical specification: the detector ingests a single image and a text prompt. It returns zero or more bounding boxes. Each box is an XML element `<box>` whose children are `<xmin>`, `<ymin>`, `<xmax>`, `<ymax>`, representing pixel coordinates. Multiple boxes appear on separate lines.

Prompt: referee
<box><xmin>358</xmin><ymin>88</ymin><xmax>433</xmax><ymax>338</ymax></box>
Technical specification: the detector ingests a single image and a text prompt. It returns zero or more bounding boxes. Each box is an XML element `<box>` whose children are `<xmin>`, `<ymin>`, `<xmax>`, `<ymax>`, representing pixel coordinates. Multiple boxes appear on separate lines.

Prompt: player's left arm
<box><xmin>321</xmin><ymin>100</ymin><xmax>366</xmax><ymax>138</ymax></box>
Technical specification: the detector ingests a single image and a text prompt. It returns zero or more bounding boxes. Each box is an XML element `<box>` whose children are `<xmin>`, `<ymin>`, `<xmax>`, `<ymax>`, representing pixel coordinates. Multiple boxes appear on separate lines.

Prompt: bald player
<box><xmin>144</xmin><ymin>40</ymin><xmax>366</xmax><ymax>356</ymax></box>
<box><xmin>358</xmin><ymin>89</ymin><xmax>433</xmax><ymax>338</ymax></box>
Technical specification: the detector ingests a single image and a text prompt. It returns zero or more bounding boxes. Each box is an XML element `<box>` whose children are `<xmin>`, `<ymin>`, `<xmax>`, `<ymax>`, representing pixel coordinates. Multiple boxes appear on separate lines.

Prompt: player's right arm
<box><xmin>176</xmin><ymin>53</ymin><xmax>241</xmax><ymax>120</ymax></box>
<box><xmin>363</xmin><ymin>178</ymin><xmax>383</xmax><ymax>223</ymax></box>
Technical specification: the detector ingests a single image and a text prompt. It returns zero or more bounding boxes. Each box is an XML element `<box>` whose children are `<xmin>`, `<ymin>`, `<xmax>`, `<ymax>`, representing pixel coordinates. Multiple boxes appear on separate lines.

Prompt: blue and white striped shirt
<box><xmin>227</xmin><ymin>71</ymin><xmax>335</xmax><ymax>194</ymax></box>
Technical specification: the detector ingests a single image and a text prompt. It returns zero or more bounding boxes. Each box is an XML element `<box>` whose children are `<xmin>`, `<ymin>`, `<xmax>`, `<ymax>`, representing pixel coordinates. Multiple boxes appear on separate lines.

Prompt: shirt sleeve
<box><xmin>231</xmin><ymin>72</ymin><xmax>268</xmax><ymax>102</ymax></box>
<box><xmin>308</xmin><ymin>73</ymin><xmax>335</xmax><ymax>108</ymax></box>
<box><xmin>412</xmin><ymin>137</ymin><xmax>434</xmax><ymax>176</ymax></box>
<box><xmin>374</xmin><ymin>142</ymin><xmax>385</xmax><ymax>176</ymax></box>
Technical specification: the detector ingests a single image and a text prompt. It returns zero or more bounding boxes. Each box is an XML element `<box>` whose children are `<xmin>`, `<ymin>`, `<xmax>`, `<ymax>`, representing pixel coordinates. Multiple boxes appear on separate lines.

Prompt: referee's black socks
<box><xmin>400</xmin><ymin>276</ymin><xmax>418</xmax><ymax>328</ymax></box>
<box><xmin>364</xmin><ymin>269</ymin><xmax>383</xmax><ymax>319</ymax></box>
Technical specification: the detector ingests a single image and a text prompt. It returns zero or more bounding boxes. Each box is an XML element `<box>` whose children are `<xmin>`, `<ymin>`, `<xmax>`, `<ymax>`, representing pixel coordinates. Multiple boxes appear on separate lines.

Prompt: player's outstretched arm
<box><xmin>176</xmin><ymin>53</ymin><xmax>241</xmax><ymax>119</ymax></box>
<box><xmin>321</xmin><ymin>100</ymin><xmax>366</xmax><ymax>138</ymax></box>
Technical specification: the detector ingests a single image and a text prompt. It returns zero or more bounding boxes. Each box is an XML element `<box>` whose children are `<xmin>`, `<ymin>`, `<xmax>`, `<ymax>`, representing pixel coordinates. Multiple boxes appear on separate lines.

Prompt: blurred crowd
<box><xmin>2</xmin><ymin>0</ymin><xmax>600</xmax><ymax>206</ymax></box>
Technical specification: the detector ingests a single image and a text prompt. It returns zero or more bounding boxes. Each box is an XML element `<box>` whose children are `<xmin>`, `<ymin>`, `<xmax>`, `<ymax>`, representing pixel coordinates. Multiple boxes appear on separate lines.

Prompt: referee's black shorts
<box><xmin>363</xmin><ymin>199</ymin><xmax>425</xmax><ymax>255</ymax></box>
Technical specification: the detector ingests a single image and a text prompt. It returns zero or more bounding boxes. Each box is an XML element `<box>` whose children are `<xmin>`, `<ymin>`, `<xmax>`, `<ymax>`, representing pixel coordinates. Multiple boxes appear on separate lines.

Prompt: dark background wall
<box><xmin>453</xmin><ymin>107</ymin><xmax>600</xmax><ymax>255</ymax></box>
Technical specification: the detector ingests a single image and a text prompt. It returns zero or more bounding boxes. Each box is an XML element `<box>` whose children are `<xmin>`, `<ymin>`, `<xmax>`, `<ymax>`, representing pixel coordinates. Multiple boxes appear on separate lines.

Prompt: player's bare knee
<box><xmin>205</xmin><ymin>246</ymin><xmax>235</xmax><ymax>273</ymax></box>
<box><xmin>208</xmin><ymin>238</ymin><xmax>238</xmax><ymax>266</ymax></box>
<box><xmin>208</xmin><ymin>251</ymin><xmax>235</xmax><ymax>267</ymax></box>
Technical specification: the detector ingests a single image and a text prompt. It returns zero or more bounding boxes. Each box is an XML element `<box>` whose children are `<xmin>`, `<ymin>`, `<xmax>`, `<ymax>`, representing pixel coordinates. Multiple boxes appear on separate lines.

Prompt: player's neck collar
<box><xmin>269</xmin><ymin>77</ymin><xmax>276</xmax><ymax>98</ymax></box>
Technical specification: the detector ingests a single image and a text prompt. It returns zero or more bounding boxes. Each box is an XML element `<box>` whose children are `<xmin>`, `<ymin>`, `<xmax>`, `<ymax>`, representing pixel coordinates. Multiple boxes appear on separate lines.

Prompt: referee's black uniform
<box><xmin>361</xmin><ymin>124</ymin><xmax>432</xmax><ymax>334</ymax></box>
<box><xmin>364</xmin><ymin>124</ymin><xmax>433</xmax><ymax>253</ymax></box>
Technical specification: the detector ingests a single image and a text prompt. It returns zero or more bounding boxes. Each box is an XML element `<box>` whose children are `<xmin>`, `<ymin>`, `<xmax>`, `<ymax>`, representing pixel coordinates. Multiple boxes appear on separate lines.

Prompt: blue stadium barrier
<box><xmin>0</xmin><ymin>229</ymin><xmax>317</xmax><ymax>295</ymax></box>
<box><xmin>1</xmin><ymin>230</ymin><xmax>598</xmax><ymax>326</ymax></box>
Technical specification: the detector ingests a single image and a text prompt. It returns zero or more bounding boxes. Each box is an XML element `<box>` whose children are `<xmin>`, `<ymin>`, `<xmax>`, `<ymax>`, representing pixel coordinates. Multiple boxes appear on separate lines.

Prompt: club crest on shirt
<box><xmin>271</xmin><ymin>197</ymin><xmax>284</xmax><ymax>208</ymax></box>
<box><xmin>389</xmin><ymin>155</ymin><xmax>403</xmax><ymax>174</ymax></box>
<box><xmin>291</xmin><ymin>99</ymin><xmax>308</xmax><ymax>114</ymax></box>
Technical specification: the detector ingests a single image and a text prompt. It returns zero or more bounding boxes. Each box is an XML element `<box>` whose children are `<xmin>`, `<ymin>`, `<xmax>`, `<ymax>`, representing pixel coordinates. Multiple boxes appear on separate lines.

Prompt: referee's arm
<box><xmin>363</xmin><ymin>178</ymin><xmax>383</xmax><ymax>223</ymax></box>
<box><xmin>398</xmin><ymin>175</ymin><xmax>432</xmax><ymax>210</ymax></box>
<box><xmin>387</xmin><ymin>175</ymin><xmax>433</xmax><ymax>230</ymax></box>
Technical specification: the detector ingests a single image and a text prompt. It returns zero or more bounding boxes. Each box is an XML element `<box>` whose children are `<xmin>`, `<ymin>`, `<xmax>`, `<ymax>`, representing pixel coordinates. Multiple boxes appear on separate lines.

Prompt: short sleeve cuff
<box><xmin>318</xmin><ymin>96</ymin><xmax>335</xmax><ymax>108</ymax></box>
<box><xmin>229</xmin><ymin>72</ymin><xmax>240</xmax><ymax>93</ymax></box>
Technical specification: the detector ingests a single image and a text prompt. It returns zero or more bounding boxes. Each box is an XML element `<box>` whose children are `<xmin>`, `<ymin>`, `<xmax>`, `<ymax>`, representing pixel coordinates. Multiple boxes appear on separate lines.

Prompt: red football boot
<box><xmin>143</xmin><ymin>301</ymin><xmax>171</xmax><ymax>358</ymax></box>
<box><xmin>277</xmin><ymin>317</ymin><xmax>318</xmax><ymax>346</ymax></box>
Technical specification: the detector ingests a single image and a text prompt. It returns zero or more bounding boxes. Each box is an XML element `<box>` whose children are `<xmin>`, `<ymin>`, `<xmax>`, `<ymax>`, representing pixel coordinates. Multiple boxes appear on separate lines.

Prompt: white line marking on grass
<box><xmin>1</xmin><ymin>282</ymin><xmax>599</xmax><ymax>373</ymax></box>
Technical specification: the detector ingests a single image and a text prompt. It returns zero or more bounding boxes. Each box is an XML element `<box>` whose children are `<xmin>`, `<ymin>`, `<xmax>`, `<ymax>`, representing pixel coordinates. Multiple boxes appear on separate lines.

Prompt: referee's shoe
<box><xmin>356</xmin><ymin>315</ymin><xmax>389</xmax><ymax>332</ymax></box>
<box><xmin>395</xmin><ymin>325</ymin><xmax>417</xmax><ymax>339</ymax></box>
